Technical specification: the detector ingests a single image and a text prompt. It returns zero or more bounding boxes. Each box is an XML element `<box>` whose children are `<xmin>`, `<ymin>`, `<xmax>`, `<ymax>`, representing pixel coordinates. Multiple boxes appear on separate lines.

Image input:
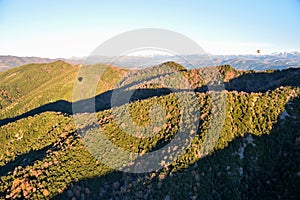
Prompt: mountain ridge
<box><xmin>1</xmin><ymin>51</ymin><xmax>300</xmax><ymax>71</ymax></box>
<box><xmin>0</xmin><ymin>61</ymin><xmax>299</xmax><ymax>199</ymax></box>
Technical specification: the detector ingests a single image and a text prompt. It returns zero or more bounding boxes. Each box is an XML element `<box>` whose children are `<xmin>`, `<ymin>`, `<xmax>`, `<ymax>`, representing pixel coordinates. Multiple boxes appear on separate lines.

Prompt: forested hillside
<box><xmin>0</xmin><ymin>61</ymin><xmax>299</xmax><ymax>199</ymax></box>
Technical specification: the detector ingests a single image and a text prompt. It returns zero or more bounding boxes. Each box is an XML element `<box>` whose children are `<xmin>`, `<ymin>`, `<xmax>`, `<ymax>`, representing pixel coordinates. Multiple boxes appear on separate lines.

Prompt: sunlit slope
<box><xmin>0</xmin><ymin>62</ymin><xmax>299</xmax><ymax>199</ymax></box>
<box><xmin>0</xmin><ymin>61</ymin><xmax>127</xmax><ymax>120</ymax></box>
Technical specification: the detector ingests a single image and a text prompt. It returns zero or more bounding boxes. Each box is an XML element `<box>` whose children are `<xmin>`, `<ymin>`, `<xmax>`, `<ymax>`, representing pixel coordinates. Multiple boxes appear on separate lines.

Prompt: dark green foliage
<box><xmin>0</xmin><ymin>61</ymin><xmax>299</xmax><ymax>199</ymax></box>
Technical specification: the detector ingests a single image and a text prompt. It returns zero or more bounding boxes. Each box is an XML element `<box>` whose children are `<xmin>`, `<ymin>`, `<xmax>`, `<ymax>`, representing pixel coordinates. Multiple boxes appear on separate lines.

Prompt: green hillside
<box><xmin>0</xmin><ymin>62</ymin><xmax>299</xmax><ymax>199</ymax></box>
<box><xmin>0</xmin><ymin>61</ymin><xmax>126</xmax><ymax>120</ymax></box>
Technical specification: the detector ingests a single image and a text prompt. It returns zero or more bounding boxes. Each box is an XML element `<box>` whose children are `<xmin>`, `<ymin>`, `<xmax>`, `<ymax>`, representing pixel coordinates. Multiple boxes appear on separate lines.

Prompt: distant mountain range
<box><xmin>0</xmin><ymin>56</ymin><xmax>81</xmax><ymax>72</ymax></box>
<box><xmin>212</xmin><ymin>51</ymin><xmax>300</xmax><ymax>70</ymax></box>
<box><xmin>1</xmin><ymin>51</ymin><xmax>300</xmax><ymax>72</ymax></box>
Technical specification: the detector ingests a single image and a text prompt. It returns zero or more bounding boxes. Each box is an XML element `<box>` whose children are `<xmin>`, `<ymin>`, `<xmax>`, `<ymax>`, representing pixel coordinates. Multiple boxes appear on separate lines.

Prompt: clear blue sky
<box><xmin>0</xmin><ymin>0</ymin><xmax>299</xmax><ymax>58</ymax></box>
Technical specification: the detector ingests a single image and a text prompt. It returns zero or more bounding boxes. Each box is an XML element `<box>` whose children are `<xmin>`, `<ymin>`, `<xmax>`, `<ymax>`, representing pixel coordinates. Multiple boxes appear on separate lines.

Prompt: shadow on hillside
<box><xmin>224</xmin><ymin>68</ymin><xmax>300</xmax><ymax>92</ymax></box>
<box><xmin>51</xmin><ymin>96</ymin><xmax>300</xmax><ymax>200</ymax></box>
<box><xmin>0</xmin><ymin>144</ymin><xmax>51</xmax><ymax>178</ymax></box>
<box><xmin>0</xmin><ymin>132</ymin><xmax>76</xmax><ymax>179</ymax></box>
<box><xmin>0</xmin><ymin>87</ymin><xmax>176</xmax><ymax>127</ymax></box>
<box><xmin>0</xmin><ymin>70</ymin><xmax>299</xmax><ymax>199</ymax></box>
<box><xmin>1</xmin><ymin>67</ymin><xmax>300</xmax><ymax>128</ymax></box>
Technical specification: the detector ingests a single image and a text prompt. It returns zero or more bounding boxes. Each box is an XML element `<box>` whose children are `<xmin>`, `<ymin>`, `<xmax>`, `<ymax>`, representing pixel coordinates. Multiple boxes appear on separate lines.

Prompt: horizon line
<box><xmin>1</xmin><ymin>50</ymin><xmax>300</xmax><ymax>60</ymax></box>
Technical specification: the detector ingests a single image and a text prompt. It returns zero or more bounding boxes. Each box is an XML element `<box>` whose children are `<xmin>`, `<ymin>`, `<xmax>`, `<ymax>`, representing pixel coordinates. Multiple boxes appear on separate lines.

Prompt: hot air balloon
<box><xmin>257</xmin><ymin>49</ymin><xmax>261</xmax><ymax>54</ymax></box>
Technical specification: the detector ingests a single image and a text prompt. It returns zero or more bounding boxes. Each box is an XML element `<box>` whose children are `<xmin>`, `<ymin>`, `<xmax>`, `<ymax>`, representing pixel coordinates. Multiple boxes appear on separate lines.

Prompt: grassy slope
<box><xmin>0</xmin><ymin>61</ymin><xmax>126</xmax><ymax>119</ymax></box>
<box><xmin>0</xmin><ymin>62</ymin><xmax>299</xmax><ymax>199</ymax></box>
